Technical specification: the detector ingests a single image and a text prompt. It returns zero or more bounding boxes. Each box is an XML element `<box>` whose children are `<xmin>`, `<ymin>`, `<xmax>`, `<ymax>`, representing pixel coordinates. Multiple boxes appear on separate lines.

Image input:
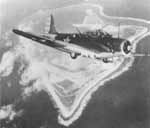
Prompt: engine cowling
<box><xmin>120</xmin><ymin>40</ymin><xmax>132</xmax><ymax>56</ymax></box>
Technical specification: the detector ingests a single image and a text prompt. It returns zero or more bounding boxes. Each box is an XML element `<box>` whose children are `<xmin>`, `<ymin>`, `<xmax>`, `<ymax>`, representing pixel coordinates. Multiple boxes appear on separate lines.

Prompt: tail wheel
<box><xmin>70</xmin><ymin>52</ymin><xmax>78</xmax><ymax>59</ymax></box>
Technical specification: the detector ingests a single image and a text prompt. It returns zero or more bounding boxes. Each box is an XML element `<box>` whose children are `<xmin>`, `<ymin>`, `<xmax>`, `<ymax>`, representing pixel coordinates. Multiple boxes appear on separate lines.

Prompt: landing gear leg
<box><xmin>102</xmin><ymin>58</ymin><xmax>113</xmax><ymax>63</ymax></box>
<box><xmin>103</xmin><ymin>58</ymin><xmax>109</xmax><ymax>63</ymax></box>
<box><xmin>70</xmin><ymin>53</ymin><xmax>78</xmax><ymax>59</ymax></box>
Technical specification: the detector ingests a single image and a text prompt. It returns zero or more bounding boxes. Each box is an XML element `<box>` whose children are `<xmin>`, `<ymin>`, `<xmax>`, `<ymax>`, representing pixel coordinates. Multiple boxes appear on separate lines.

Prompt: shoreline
<box><xmin>41</xmin><ymin>4</ymin><xmax>150</xmax><ymax>126</ymax></box>
<box><xmin>0</xmin><ymin>2</ymin><xmax>149</xmax><ymax>127</ymax></box>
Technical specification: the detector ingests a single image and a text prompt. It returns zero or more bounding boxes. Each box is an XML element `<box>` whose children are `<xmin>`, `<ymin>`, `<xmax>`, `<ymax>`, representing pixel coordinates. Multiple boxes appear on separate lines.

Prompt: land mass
<box><xmin>0</xmin><ymin>3</ymin><xmax>150</xmax><ymax>127</ymax></box>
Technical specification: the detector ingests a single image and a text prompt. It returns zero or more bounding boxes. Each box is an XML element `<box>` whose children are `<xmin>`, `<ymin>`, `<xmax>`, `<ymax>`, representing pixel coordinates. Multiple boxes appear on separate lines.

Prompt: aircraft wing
<box><xmin>13</xmin><ymin>29</ymin><xmax>82</xmax><ymax>56</ymax></box>
<box><xmin>13</xmin><ymin>29</ymin><xmax>67</xmax><ymax>48</ymax></box>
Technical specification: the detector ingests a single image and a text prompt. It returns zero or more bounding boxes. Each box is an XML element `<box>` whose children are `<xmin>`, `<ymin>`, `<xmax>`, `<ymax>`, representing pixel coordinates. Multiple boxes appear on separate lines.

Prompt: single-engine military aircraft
<box><xmin>12</xmin><ymin>14</ymin><xmax>132</xmax><ymax>63</ymax></box>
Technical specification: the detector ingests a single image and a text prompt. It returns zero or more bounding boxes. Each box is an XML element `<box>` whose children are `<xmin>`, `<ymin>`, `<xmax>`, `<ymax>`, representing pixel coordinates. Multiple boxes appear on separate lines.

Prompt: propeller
<box><xmin>127</xmin><ymin>35</ymin><xmax>150</xmax><ymax>57</ymax></box>
<box><xmin>132</xmin><ymin>52</ymin><xmax>150</xmax><ymax>57</ymax></box>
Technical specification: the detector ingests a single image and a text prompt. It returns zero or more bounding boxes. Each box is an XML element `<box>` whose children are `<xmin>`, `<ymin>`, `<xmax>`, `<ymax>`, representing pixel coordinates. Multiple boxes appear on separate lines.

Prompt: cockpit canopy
<box><xmin>84</xmin><ymin>29</ymin><xmax>112</xmax><ymax>38</ymax></box>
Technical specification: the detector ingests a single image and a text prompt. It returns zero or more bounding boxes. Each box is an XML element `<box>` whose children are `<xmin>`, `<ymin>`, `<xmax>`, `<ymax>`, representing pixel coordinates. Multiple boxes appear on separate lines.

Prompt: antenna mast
<box><xmin>76</xmin><ymin>27</ymin><xmax>82</xmax><ymax>35</ymax></box>
<box><xmin>118</xmin><ymin>22</ymin><xmax>121</xmax><ymax>39</ymax></box>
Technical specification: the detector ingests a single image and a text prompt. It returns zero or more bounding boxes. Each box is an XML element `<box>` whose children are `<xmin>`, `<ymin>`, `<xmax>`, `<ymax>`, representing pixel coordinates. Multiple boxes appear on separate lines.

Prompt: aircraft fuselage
<box><xmin>53</xmin><ymin>32</ymin><xmax>131</xmax><ymax>58</ymax></box>
<box><xmin>13</xmin><ymin>28</ymin><xmax>131</xmax><ymax>62</ymax></box>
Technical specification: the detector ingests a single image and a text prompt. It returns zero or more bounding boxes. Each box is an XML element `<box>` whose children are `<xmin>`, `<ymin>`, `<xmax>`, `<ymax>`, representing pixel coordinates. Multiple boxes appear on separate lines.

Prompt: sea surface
<box><xmin>0</xmin><ymin>0</ymin><xmax>150</xmax><ymax>128</ymax></box>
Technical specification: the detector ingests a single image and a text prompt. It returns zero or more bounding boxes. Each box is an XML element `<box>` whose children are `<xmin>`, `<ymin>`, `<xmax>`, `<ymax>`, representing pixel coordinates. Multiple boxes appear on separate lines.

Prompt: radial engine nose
<box><xmin>121</xmin><ymin>40</ymin><xmax>132</xmax><ymax>55</ymax></box>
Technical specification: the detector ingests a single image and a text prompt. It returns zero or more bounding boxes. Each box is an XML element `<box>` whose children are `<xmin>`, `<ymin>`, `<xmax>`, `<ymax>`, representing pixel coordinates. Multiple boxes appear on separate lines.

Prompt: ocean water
<box><xmin>0</xmin><ymin>0</ymin><xmax>150</xmax><ymax>128</ymax></box>
<box><xmin>72</xmin><ymin>37</ymin><xmax>150</xmax><ymax>128</ymax></box>
<box><xmin>71</xmin><ymin>2</ymin><xmax>150</xmax><ymax>127</ymax></box>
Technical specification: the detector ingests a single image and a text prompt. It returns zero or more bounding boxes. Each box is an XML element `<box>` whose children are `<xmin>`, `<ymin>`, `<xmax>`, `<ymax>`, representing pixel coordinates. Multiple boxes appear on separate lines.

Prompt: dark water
<box><xmin>1</xmin><ymin>0</ymin><xmax>150</xmax><ymax>128</ymax></box>
<box><xmin>72</xmin><ymin>37</ymin><xmax>150</xmax><ymax>128</ymax></box>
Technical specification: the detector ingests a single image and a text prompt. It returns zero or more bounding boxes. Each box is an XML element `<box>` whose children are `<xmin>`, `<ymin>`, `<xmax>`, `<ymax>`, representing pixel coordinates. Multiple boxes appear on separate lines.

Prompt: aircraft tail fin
<box><xmin>48</xmin><ymin>14</ymin><xmax>57</xmax><ymax>34</ymax></box>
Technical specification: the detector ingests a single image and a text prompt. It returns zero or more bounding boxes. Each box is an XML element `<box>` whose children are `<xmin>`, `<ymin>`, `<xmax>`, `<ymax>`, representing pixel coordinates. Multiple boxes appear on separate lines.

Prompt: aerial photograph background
<box><xmin>0</xmin><ymin>0</ymin><xmax>150</xmax><ymax>128</ymax></box>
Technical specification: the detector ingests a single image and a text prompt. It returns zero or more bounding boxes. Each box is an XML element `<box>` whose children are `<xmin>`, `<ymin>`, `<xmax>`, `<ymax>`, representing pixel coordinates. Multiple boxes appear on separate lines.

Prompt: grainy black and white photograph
<box><xmin>0</xmin><ymin>0</ymin><xmax>150</xmax><ymax>128</ymax></box>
